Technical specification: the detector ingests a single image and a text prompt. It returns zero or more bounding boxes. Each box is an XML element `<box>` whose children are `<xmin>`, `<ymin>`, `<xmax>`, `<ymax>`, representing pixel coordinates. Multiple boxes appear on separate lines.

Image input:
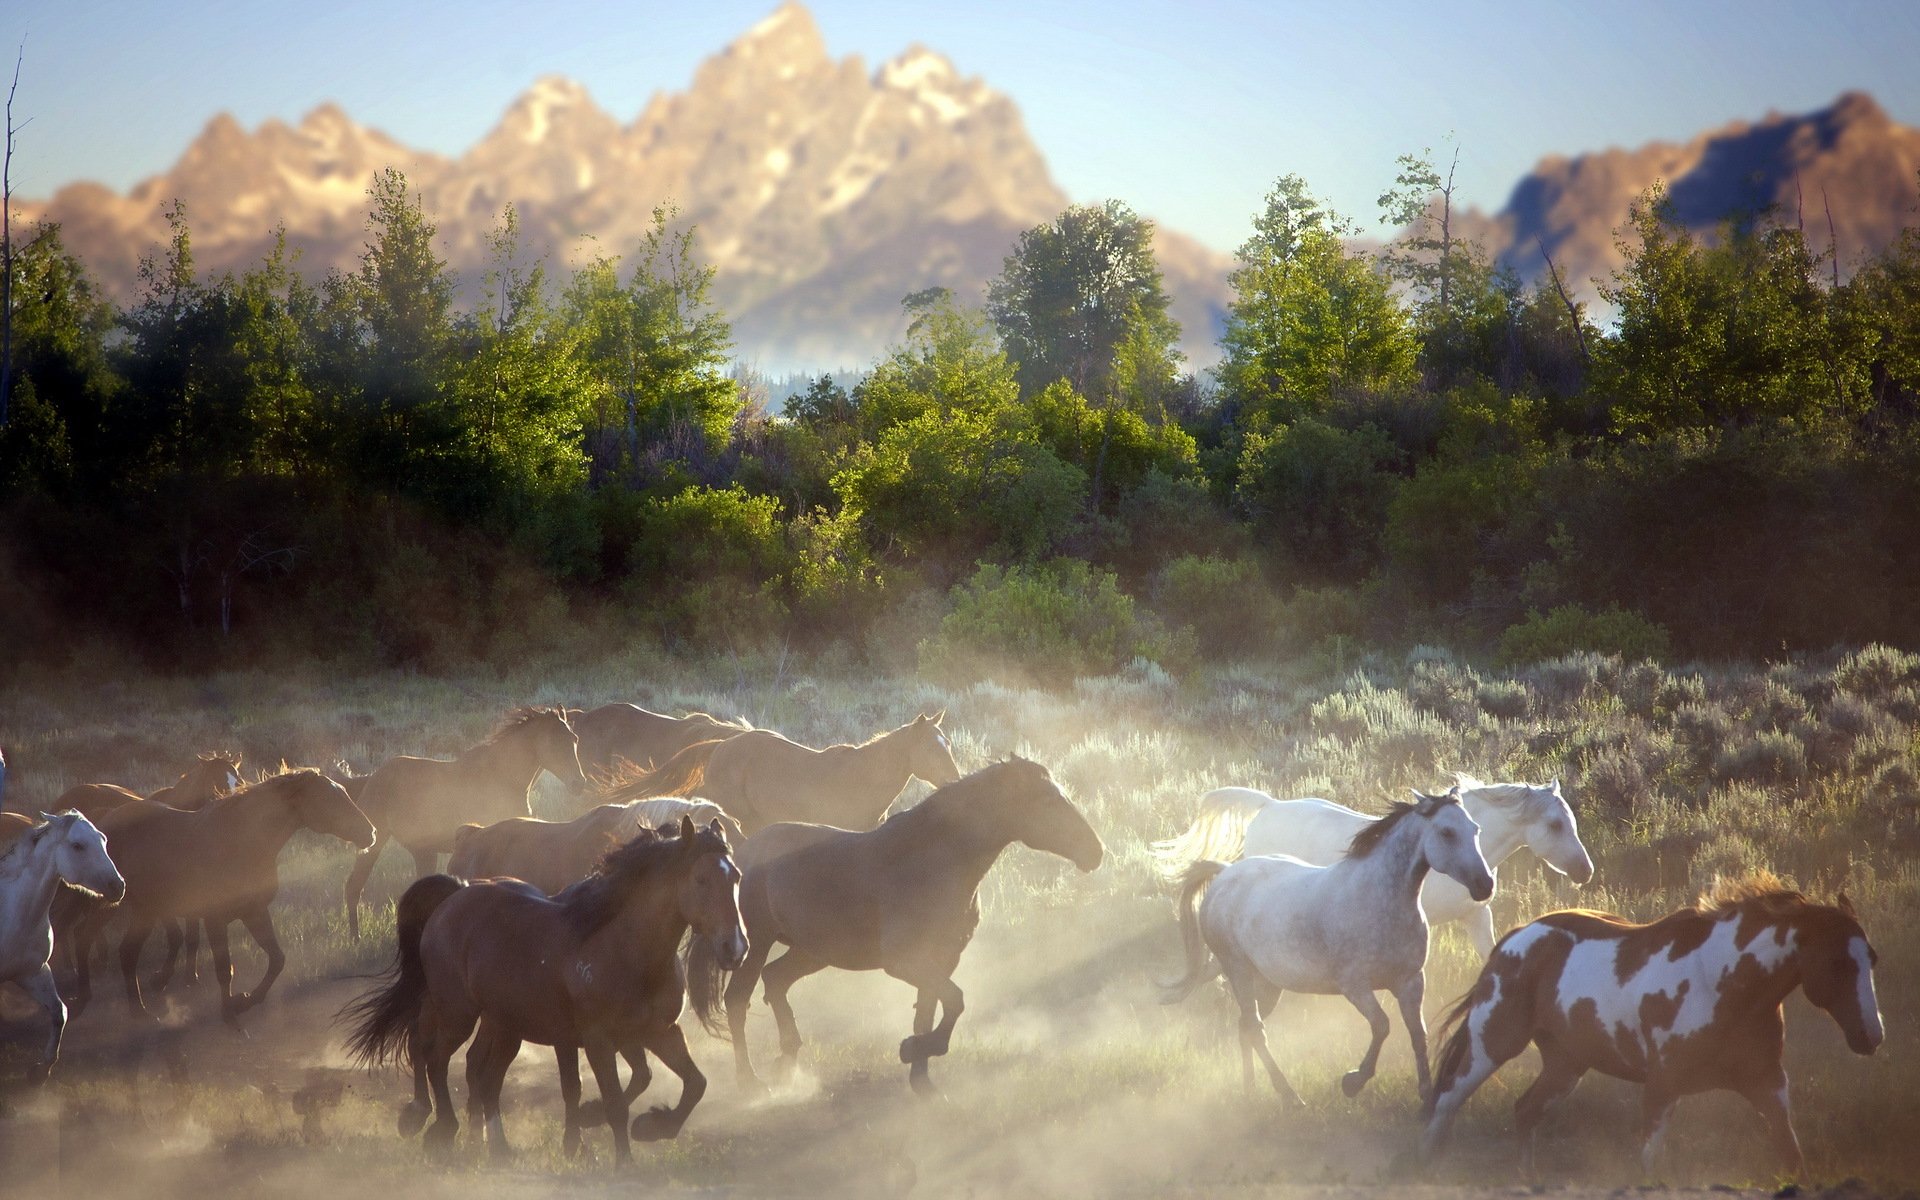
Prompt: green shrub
<box><xmin>1712</xmin><ymin>731</ymin><xmax>1808</xmax><ymax>786</ymax></box>
<box><xmin>1234</xmin><ymin>418</ymin><xmax>1402</xmax><ymax>576</ymax></box>
<box><xmin>626</xmin><ymin>485</ymin><xmax>793</xmax><ymax>648</ymax></box>
<box><xmin>1835</xmin><ymin>643</ymin><xmax>1920</xmax><ymax>703</ymax></box>
<box><xmin>918</xmin><ymin>560</ymin><xmax>1159</xmax><ymax>685</ymax></box>
<box><xmin>1496</xmin><ymin>604</ymin><xmax>1670</xmax><ymax>667</ymax></box>
<box><xmin>1151</xmin><ymin>554</ymin><xmax>1282</xmax><ymax>659</ymax></box>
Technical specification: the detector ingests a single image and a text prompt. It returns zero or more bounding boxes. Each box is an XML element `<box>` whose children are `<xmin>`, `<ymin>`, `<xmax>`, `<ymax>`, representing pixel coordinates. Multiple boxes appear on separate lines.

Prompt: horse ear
<box><xmin>1837</xmin><ymin>891</ymin><xmax>1858</xmax><ymax>918</ymax></box>
<box><xmin>1549</xmin><ymin>776</ymin><xmax>1562</xmax><ymax>794</ymax></box>
<box><xmin>679</xmin><ymin>814</ymin><xmax>697</xmax><ymax>842</ymax></box>
<box><xmin>933</xmin><ymin>708</ymin><xmax>946</xmax><ymax>725</ymax></box>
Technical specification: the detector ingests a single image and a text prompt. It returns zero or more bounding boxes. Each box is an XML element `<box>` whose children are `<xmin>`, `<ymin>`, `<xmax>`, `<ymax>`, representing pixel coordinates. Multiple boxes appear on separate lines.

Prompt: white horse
<box><xmin>0</xmin><ymin>811</ymin><xmax>124</xmax><ymax>1082</ymax></box>
<box><xmin>1163</xmin><ymin>788</ymin><xmax>1495</xmax><ymax>1105</ymax></box>
<box><xmin>1154</xmin><ymin>774</ymin><xmax>1592</xmax><ymax>956</ymax></box>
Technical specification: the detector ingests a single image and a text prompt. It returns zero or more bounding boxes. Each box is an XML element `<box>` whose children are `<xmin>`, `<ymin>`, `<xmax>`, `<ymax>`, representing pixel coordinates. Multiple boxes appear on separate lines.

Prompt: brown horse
<box><xmin>600</xmin><ymin>712</ymin><xmax>960</xmax><ymax>834</ymax></box>
<box><xmin>50</xmin><ymin>752</ymin><xmax>244</xmax><ymax>823</ymax></box>
<box><xmin>567</xmin><ymin>704</ymin><xmax>750</xmax><ymax>782</ymax></box>
<box><xmin>341</xmin><ymin>817</ymin><xmax>747</xmax><ymax>1166</ymax></box>
<box><xmin>65</xmin><ymin>768</ymin><xmax>375</xmax><ymax>1022</ymax></box>
<box><xmin>700</xmin><ymin>757</ymin><xmax>1103</xmax><ymax>1096</ymax></box>
<box><xmin>344</xmin><ymin>708</ymin><xmax>586</xmax><ymax>938</ymax></box>
<box><xmin>447</xmin><ymin>797</ymin><xmax>741</xmax><ymax>896</ymax></box>
<box><xmin>1421</xmin><ymin>875</ymin><xmax>1884</xmax><ymax>1177</ymax></box>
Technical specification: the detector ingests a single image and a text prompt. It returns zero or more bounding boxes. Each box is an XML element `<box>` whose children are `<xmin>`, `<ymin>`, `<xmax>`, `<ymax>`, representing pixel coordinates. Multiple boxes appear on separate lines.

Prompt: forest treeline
<box><xmin>3</xmin><ymin>157</ymin><xmax>1920</xmax><ymax>676</ymax></box>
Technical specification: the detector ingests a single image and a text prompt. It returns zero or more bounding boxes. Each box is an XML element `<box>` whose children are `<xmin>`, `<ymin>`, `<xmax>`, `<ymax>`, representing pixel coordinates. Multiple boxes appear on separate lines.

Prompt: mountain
<box><xmin>16</xmin><ymin>3</ymin><xmax>1232</xmax><ymax>371</ymax></box>
<box><xmin>1465</xmin><ymin>91</ymin><xmax>1920</xmax><ymax>299</ymax></box>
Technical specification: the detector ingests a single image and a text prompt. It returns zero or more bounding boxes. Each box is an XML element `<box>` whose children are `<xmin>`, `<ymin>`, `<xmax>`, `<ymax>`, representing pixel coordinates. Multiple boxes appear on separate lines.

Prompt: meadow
<box><xmin>0</xmin><ymin>642</ymin><xmax>1915</xmax><ymax>1198</ymax></box>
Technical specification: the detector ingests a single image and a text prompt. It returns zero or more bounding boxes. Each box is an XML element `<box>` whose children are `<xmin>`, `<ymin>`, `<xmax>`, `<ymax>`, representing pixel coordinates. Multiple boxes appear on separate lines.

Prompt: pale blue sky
<box><xmin>8</xmin><ymin>1</ymin><xmax>1918</xmax><ymax>253</ymax></box>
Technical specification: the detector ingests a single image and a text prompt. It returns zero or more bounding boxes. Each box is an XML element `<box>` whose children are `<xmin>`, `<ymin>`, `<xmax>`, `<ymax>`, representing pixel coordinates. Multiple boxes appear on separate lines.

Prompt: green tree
<box><xmin>986</xmin><ymin>200</ymin><xmax>1180</xmax><ymax>399</ymax></box>
<box><xmin>856</xmin><ymin>287</ymin><xmax>1020</xmax><ymax>435</ymax></box>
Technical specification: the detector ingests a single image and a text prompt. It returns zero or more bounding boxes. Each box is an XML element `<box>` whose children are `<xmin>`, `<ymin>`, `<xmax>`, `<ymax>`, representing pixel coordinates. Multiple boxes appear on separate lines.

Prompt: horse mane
<box><xmin>196</xmin><ymin>750</ymin><xmax>242</xmax><ymax>765</ymax></box>
<box><xmin>1451</xmin><ymin>774</ymin><xmax>1539</xmax><ymax>810</ymax></box>
<box><xmin>0</xmin><ymin>815</ymin><xmax>52</xmax><ymax>877</ymax></box>
<box><xmin>685</xmin><ymin>711</ymin><xmax>753</xmax><ymax>732</ymax></box>
<box><xmin>903</xmin><ymin>757</ymin><xmax>1034</xmax><ymax>822</ymax></box>
<box><xmin>197</xmin><ymin>765</ymin><xmax>324</xmax><ymax>812</ymax></box>
<box><xmin>1347</xmin><ymin>800</ymin><xmax>1423</xmax><ymax>859</ymax></box>
<box><xmin>553</xmin><ymin>824</ymin><xmax>725</xmax><ymax>940</ymax></box>
<box><xmin>1699</xmin><ymin>870</ymin><xmax>1809</xmax><ymax>915</ymax></box>
<box><xmin>485</xmin><ymin>706</ymin><xmax>568</xmax><ymax>744</ymax></box>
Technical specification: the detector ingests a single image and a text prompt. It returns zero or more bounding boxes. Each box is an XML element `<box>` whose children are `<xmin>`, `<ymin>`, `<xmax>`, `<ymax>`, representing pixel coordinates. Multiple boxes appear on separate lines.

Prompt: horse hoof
<box><xmin>908</xmin><ymin>1072</ymin><xmax>941</xmax><ymax>1100</ymax></box>
<box><xmin>423</xmin><ymin>1120</ymin><xmax>458</xmax><ymax>1156</ymax></box>
<box><xmin>563</xmin><ymin>1130</ymin><xmax>582</xmax><ymax>1158</ymax></box>
<box><xmin>897</xmin><ymin>1035</ymin><xmax>921</xmax><ymax>1064</ymax></box>
<box><xmin>1340</xmin><ymin>1071</ymin><xmax>1370</xmax><ymax>1098</ymax></box>
<box><xmin>738</xmin><ymin>1074</ymin><xmax>770</xmax><ymax>1099</ymax></box>
<box><xmin>771</xmin><ymin>1054</ymin><xmax>799</xmax><ymax>1085</ymax></box>
<box><xmin>630</xmin><ymin>1106</ymin><xmax>676</xmax><ymax>1142</ymax></box>
<box><xmin>396</xmin><ymin>1103</ymin><xmax>429</xmax><ymax>1138</ymax></box>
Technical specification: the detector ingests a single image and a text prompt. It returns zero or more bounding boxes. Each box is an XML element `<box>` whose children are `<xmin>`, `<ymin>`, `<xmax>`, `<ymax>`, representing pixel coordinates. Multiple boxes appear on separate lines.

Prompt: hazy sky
<box><xmin>8</xmin><ymin>1</ymin><xmax>1918</xmax><ymax>253</ymax></box>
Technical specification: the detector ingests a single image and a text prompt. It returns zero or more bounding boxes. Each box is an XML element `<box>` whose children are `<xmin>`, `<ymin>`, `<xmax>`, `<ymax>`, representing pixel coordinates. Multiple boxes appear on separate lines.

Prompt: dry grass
<box><xmin>1</xmin><ymin>644</ymin><xmax>1916</xmax><ymax>1196</ymax></box>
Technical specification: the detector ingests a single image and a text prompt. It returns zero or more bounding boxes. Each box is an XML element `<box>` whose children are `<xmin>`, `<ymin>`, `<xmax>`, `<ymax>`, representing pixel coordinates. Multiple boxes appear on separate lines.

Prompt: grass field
<box><xmin>1</xmin><ymin>643</ymin><xmax>1915</xmax><ymax>1197</ymax></box>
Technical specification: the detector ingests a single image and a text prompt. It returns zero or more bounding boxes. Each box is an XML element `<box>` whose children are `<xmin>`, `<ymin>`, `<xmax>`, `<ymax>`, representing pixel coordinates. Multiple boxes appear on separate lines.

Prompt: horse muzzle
<box><xmin>1562</xmin><ymin>857</ymin><xmax>1596</xmax><ymax>886</ymax></box>
<box><xmin>717</xmin><ymin>930</ymin><xmax>750</xmax><ymax>971</ymax></box>
<box><xmin>1468</xmin><ymin>875</ymin><xmax>1495</xmax><ymax>903</ymax></box>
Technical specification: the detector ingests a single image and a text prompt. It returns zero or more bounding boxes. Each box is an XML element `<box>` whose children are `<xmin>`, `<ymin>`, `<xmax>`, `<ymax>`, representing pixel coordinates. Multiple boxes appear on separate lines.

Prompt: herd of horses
<box><xmin>0</xmin><ymin>702</ymin><xmax>1888</xmax><ymax>1180</ymax></box>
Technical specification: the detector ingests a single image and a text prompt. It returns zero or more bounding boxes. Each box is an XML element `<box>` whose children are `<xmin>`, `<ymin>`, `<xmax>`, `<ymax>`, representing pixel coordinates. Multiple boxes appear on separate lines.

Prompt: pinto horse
<box><xmin>341</xmin><ymin>817</ymin><xmax>747</xmax><ymax>1166</ymax></box>
<box><xmin>1420</xmin><ymin>875</ymin><xmax>1884</xmax><ymax>1177</ymax></box>
<box><xmin>344</xmin><ymin>707</ymin><xmax>587</xmax><ymax>938</ymax></box>
<box><xmin>599</xmin><ymin>712</ymin><xmax>960</xmax><ymax>835</ymax></box>
<box><xmin>699</xmin><ymin>757</ymin><xmax>1104</xmax><ymax>1096</ymax></box>
<box><xmin>0</xmin><ymin>812</ymin><xmax>123</xmax><ymax>1082</ymax></box>
<box><xmin>1163</xmin><ymin>788</ymin><xmax>1495</xmax><ymax>1104</ymax></box>
<box><xmin>1155</xmin><ymin>774</ymin><xmax>1592</xmax><ymax>956</ymax></box>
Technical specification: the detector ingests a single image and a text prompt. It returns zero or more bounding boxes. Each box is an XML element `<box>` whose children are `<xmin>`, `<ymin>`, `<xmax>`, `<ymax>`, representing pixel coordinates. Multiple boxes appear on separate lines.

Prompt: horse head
<box><xmin>39</xmin><ymin>811</ymin><xmax>125</xmax><ymax>902</ymax></box>
<box><xmin>1798</xmin><ymin>894</ymin><xmax>1884</xmax><ymax>1055</ymax></box>
<box><xmin>1002</xmin><ymin>757</ymin><xmax>1105</xmax><ymax>873</ymax></box>
<box><xmin>190</xmin><ymin>751</ymin><xmax>245</xmax><ymax>798</ymax></box>
<box><xmin>673</xmin><ymin>815</ymin><xmax>748</xmax><ymax>970</ymax></box>
<box><xmin>287</xmin><ymin>770</ymin><xmax>378</xmax><ymax>850</ymax></box>
<box><xmin>1520</xmin><ymin>778</ymin><xmax>1594</xmax><ymax>885</ymax></box>
<box><xmin>1413</xmin><ymin>788</ymin><xmax>1494</xmax><ymax>902</ymax></box>
<box><xmin>535</xmin><ymin>709</ymin><xmax>589</xmax><ymax>796</ymax></box>
<box><xmin>907</xmin><ymin>711</ymin><xmax>963</xmax><ymax>788</ymax></box>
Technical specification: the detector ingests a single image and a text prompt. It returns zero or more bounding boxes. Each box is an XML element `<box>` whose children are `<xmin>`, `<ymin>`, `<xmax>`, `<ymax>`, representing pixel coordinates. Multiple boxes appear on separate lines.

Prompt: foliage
<box><xmin>1234</xmin><ymin>417</ymin><xmax>1402</xmax><ymax>576</ymax></box>
<box><xmin>1150</xmin><ymin>554</ymin><xmax>1283</xmax><ymax>658</ymax></box>
<box><xmin>918</xmin><ymin>559</ymin><xmax>1164</xmax><ymax>683</ymax></box>
<box><xmin>1495</xmin><ymin>603</ymin><xmax>1672</xmax><ymax>667</ymax></box>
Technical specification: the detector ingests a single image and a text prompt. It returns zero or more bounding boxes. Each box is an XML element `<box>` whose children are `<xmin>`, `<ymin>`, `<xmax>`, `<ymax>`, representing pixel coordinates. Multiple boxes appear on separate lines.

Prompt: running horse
<box><xmin>697</xmin><ymin>757</ymin><xmax>1104</xmax><ymax>1096</ymax></box>
<box><xmin>567</xmin><ymin>704</ymin><xmax>750</xmax><ymax>783</ymax></box>
<box><xmin>447</xmin><ymin>797</ymin><xmax>741</xmax><ymax>896</ymax></box>
<box><xmin>1421</xmin><ymin>874</ymin><xmax>1884</xmax><ymax>1177</ymax></box>
<box><xmin>341</xmin><ymin>817</ymin><xmax>747</xmax><ymax>1166</ymax></box>
<box><xmin>1162</xmin><ymin>788</ymin><xmax>1495</xmax><ymax>1104</ymax></box>
<box><xmin>0</xmin><ymin>812</ymin><xmax>124</xmax><ymax>1082</ymax></box>
<box><xmin>65</xmin><ymin>768</ymin><xmax>375</xmax><ymax>1022</ymax></box>
<box><xmin>344</xmin><ymin>707</ymin><xmax>587</xmax><ymax>937</ymax></box>
<box><xmin>599</xmin><ymin>712</ymin><xmax>960</xmax><ymax>835</ymax></box>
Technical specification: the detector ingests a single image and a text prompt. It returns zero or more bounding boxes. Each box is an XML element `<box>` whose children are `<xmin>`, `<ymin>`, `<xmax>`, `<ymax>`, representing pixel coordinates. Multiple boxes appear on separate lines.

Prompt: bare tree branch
<box><xmin>1</xmin><ymin>38</ymin><xmax>26</xmax><ymax>430</ymax></box>
<box><xmin>1538</xmin><ymin>238</ymin><xmax>1592</xmax><ymax>366</ymax></box>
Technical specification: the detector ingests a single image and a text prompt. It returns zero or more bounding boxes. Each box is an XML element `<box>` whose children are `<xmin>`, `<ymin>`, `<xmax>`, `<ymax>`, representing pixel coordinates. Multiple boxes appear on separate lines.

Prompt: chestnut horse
<box><xmin>699</xmin><ymin>757</ymin><xmax>1103</xmax><ymax>1096</ymax></box>
<box><xmin>0</xmin><ymin>812</ymin><xmax>123</xmax><ymax>1082</ymax></box>
<box><xmin>341</xmin><ymin>817</ymin><xmax>747</xmax><ymax>1166</ymax></box>
<box><xmin>344</xmin><ymin>708</ymin><xmax>587</xmax><ymax>938</ymax></box>
<box><xmin>1421</xmin><ymin>875</ymin><xmax>1884</xmax><ymax>1177</ymax></box>
<box><xmin>50</xmin><ymin>751</ymin><xmax>244</xmax><ymax>823</ymax></box>
<box><xmin>447</xmin><ymin>797</ymin><xmax>740</xmax><ymax>896</ymax></box>
<box><xmin>65</xmin><ymin>768</ymin><xmax>375</xmax><ymax>1022</ymax></box>
<box><xmin>567</xmin><ymin>704</ymin><xmax>750</xmax><ymax>782</ymax></box>
<box><xmin>600</xmin><ymin>712</ymin><xmax>960</xmax><ymax>835</ymax></box>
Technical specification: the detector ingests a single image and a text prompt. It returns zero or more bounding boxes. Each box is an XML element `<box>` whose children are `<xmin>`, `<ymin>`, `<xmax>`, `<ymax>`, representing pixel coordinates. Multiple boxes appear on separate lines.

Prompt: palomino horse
<box><xmin>701</xmin><ymin>757</ymin><xmax>1103</xmax><ymax>1095</ymax></box>
<box><xmin>600</xmin><ymin>712</ymin><xmax>960</xmax><ymax>834</ymax></box>
<box><xmin>341</xmin><ymin>817</ymin><xmax>747</xmax><ymax>1166</ymax></box>
<box><xmin>49</xmin><ymin>752</ymin><xmax>245</xmax><ymax>822</ymax></box>
<box><xmin>567</xmin><ymin>704</ymin><xmax>750</xmax><ymax>782</ymax></box>
<box><xmin>0</xmin><ymin>812</ymin><xmax>124</xmax><ymax>1081</ymax></box>
<box><xmin>1155</xmin><ymin>774</ymin><xmax>1592</xmax><ymax>956</ymax></box>
<box><xmin>344</xmin><ymin>708</ymin><xmax>587</xmax><ymax>938</ymax></box>
<box><xmin>1163</xmin><ymin>789</ymin><xmax>1495</xmax><ymax>1104</ymax></box>
<box><xmin>66</xmin><ymin>769</ymin><xmax>375</xmax><ymax>1022</ymax></box>
<box><xmin>1421</xmin><ymin>875</ymin><xmax>1884</xmax><ymax>1177</ymax></box>
<box><xmin>447</xmin><ymin>797</ymin><xmax>740</xmax><ymax>896</ymax></box>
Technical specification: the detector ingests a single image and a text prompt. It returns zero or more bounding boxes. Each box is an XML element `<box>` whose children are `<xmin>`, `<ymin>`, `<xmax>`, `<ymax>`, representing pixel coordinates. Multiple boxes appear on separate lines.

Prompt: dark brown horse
<box><xmin>600</xmin><ymin>712</ymin><xmax>960</xmax><ymax>835</ymax></box>
<box><xmin>50</xmin><ymin>752</ymin><xmax>244</xmax><ymax>823</ymax></box>
<box><xmin>447</xmin><ymin>797</ymin><xmax>740</xmax><ymax>896</ymax></box>
<box><xmin>344</xmin><ymin>708</ymin><xmax>586</xmax><ymax>938</ymax></box>
<box><xmin>567</xmin><ymin>704</ymin><xmax>750</xmax><ymax>782</ymax></box>
<box><xmin>1422</xmin><ymin>875</ymin><xmax>1884</xmax><ymax>1177</ymax></box>
<box><xmin>700</xmin><ymin>757</ymin><xmax>1103</xmax><ymax>1096</ymax></box>
<box><xmin>65</xmin><ymin>768</ymin><xmax>375</xmax><ymax>1022</ymax></box>
<box><xmin>341</xmin><ymin>817</ymin><xmax>747</xmax><ymax>1166</ymax></box>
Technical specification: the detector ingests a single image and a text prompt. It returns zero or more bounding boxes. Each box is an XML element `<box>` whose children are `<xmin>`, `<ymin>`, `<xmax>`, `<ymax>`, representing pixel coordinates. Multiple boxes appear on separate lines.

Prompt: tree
<box><xmin>986</xmin><ymin>200</ymin><xmax>1180</xmax><ymax>399</ymax></box>
<box><xmin>1</xmin><ymin>41</ymin><xmax>25</xmax><ymax>430</ymax></box>
<box><xmin>854</xmin><ymin>288</ymin><xmax>1019</xmax><ymax>436</ymax></box>
<box><xmin>1219</xmin><ymin>176</ymin><xmax>1417</xmax><ymax>425</ymax></box>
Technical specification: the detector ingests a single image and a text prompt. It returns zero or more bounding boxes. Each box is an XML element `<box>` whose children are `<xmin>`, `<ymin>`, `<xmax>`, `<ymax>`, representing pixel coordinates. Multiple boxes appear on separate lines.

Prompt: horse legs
<box><xmin>628</xmin><ymin>1023</ymin><xmax>705</xmax><ymax>1143</ymax></box>
<box><xmin>206</xmin><ymin>918</ymin><xmax>241</xmax><ymax>1024</ymax></box>
<box><xmin>894</xmin><ymin>976</ymin><xmax>965</xmax><ymax>1098</ymax></box>
<box><xmin>420</xmin><ymin>1003</ymin><xmax>478</xmax><ymax>1156</ymax></box>
<box><xmin>181</xmin><ymin>919</ymin><xmax>203</xmax><ymax>986</ymax></box>
<box><xmin>1421</xmin><ymin>1009</ymin><xmax>1534</xmax><ymax>1163</ymax></box>
<box><xmin>582</xmin><ymin>1036</ymin><xmax>632</xmax><ymax>1168</ymax></box>
<box><xmin>1337</xmin><ymin>983</ymin><xmax>1392</xmax><ymax>1097</ymax></box>
<box><xmin>398</xmin><ymin>1022</ymin><xmax>432</xmax><ymax>1138</ymax></box>
<box><xmin>1393</xmin><ymin>971</ymin><xmax>1433</xmax><ymax>1103</ymax></box>
<box><xmin>724</xmin><ymin>933</ymin><xmax>773</xmax><ymax>1090</ymax></box>
<box><xmin>345</xmin><ymin>828</ymin><xmax>390</xmax><ymax>940</ymax></box>
<box><xmin>762</xmin><ymin>947</ymin><xmax>827</xmax><ymax>1084</ymax></box>
<box><xmin>1638</xmin><ymin>1084</ymin><xmax>1679</xmax><ymax>1177</ymax></box>
<box><xmin>19</xmin><ymin>964</ymin><xmax>66</xmax><ymax>1085</ymax></box>
<box><xmin>556</xmin><ymin>1045</ymin><xmax>585</xmax><ymax>1158</ymax></box>
<box><xmin>232</xmin><ymin>906</ymin><xmax>286</xmax><ymax>1015</ymax></box>
<box><xmin>1513</xmin><ymin>1048</ymin><xmax>1585</xmax><ymax>1180</ymax></box>
<box><xmin>150</xmin><ymin>920</ymin><xmax>186</xmax><ymax>994</ymax></box>
<box><xmin>466</xmin><ymin>1021</ymin><xmax>522</xmax><ymax>1162</ymax></box>
<box><xmin>1222</xmin><ymin>956</ymin><xmax>1300</xmax><ymax>1106</ymax></box>
<box><xmin>116</xmin><ymin>916</ymin><xmax>157</xmax><ymax>1020</ymax></box>
<box><xmin>1738</xmin><ymin>1071</ymin><xmax>1803</xmax><ymax>1178</ymax></box>
<box><xmin>64</xmin><ymin>906</ymin><xmax>109</xmax><ymax>1016</ymax></box>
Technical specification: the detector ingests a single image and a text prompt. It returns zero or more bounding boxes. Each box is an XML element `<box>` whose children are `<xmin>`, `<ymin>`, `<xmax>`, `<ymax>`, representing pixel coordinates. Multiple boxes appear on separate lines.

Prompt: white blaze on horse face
<box><xmin>1851</xmin><ymin>938</ymin><xmax>1885</xmax><ymax>1050</ymax></box>
<box><xmin>225</xmin><ymin>767</ymin><xmax>242</xmax><ymax>792</ymax></box>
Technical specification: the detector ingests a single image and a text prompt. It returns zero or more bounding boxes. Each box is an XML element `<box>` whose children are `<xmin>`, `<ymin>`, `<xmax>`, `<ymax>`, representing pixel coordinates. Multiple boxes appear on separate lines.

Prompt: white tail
<box><xmin>1150</xmin><ymin>788</ymin><xmax>1275</xmax><ymax>884</ymax></box>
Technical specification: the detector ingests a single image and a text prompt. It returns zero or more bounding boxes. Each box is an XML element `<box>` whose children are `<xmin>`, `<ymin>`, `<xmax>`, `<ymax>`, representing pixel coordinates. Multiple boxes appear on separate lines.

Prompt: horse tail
<box><xmin>682</xmin><ymin>931</ymin><xmax>732</xmax><ymax>1039</ymax></box>
<box><xmin>1159</xmin><ymin>860</ymin><xmax>1228</xmax><ymax>1003</ymax></box>
<box><xmin>597</xmin><ymin>739</ymin><xmax>723</xmax><ymax>803</ymax></box>
<box><xmin>1425</xmin><ymin>928</ymin><xmax>1533</xmax><ymax>1118</ymax></box>
<box><xmin>338</xmin><ymin>873</ymin><xmax>464</xmax><ymax>1068</ymax></box>
<box><xmin>1151</xmin><ymin>789</ymin><xmax>1270</xmax><ymax>885</ymax></box>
